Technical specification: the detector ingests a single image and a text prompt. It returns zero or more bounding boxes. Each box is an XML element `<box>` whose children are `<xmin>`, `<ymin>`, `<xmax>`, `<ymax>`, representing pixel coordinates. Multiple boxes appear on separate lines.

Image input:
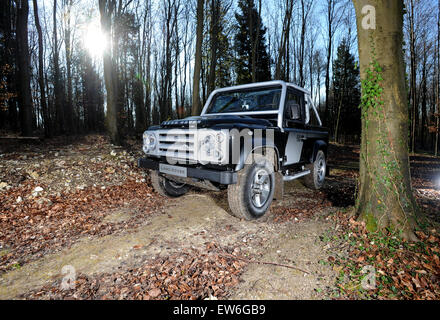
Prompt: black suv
<box><xmin>139</xmin><ymin>81</ymin><xmax>328</xmax><ymax>219</ymax></box>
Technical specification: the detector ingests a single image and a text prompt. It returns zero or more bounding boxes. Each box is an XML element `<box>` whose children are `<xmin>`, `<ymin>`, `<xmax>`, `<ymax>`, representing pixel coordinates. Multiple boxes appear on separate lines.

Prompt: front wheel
<box><xmin>303</xmin><ymin>150</ymin><xmax>326</xmax><ymax>190</ymax></box>
<box><xmin>227</xmin><ymin>156</ymin><xmax>275</xmax><ymax>220</ymax></box>
<box><xmin>150</xmin><ymin>170</ymin><xmax>189</xmax><ymax>197</ymax></box>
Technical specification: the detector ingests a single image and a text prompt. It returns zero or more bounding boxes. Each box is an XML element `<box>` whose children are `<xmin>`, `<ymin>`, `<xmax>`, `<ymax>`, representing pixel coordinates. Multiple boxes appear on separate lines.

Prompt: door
<box><xmin>284</xmin><ymin>88</ymin><xmax>306</xmax><ymax>165</ymax></box>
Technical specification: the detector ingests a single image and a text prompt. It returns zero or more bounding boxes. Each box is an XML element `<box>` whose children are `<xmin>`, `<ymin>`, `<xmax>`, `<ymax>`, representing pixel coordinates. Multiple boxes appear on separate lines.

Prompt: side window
<box><xmin>285</xmin><ymin>90</ymin><xmax>303</xmax><ymax>122</ymax></box>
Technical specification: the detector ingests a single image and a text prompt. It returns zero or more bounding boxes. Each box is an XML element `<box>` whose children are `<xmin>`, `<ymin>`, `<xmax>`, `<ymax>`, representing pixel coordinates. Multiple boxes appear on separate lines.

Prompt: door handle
<box><xmin>298</xmin><ymin>135</ymin><xmax>306</xmax><ymax>141</ymax></box>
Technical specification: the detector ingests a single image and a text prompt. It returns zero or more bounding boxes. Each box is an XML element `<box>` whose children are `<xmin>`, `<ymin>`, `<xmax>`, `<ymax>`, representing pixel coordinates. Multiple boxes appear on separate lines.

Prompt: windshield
<box><xmin>205</xmin><ymin>87</ymin><xmax>282</xmax><ymax>114</ymax></box>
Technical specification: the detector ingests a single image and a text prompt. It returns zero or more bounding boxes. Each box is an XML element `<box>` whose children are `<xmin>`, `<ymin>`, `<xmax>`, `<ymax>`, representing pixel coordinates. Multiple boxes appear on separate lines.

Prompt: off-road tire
<box><xmin>150</xmin><ymin>170</ymin><xmax>189</xmax><ymax>197</ymax></box>
<box><xmin>227</xmin><ymin>155</ymin><xmax>275</xmax><ymax>220</ymax></box>
<box><xmin>303</xmin><ymin>150</ymin><xmax>326</xmax><ymax>190</ymax></box>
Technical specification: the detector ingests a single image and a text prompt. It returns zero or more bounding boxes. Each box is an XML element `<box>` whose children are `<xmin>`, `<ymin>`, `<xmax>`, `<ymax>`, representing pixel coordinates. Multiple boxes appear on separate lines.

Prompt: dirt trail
<box><xmin>229</xmin><ymin>220</ymin><xmax>337</xmax><ymax>299</ymax></box>
<box><xmin>0</xmin><ymin>181</ymin><xmax>340</xmax><ymax>300</ymax></box>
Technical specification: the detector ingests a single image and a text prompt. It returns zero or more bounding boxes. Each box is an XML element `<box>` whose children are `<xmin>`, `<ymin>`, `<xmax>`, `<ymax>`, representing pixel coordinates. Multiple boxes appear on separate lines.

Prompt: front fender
<box><xmin>234</xmin><ymin>136</ymin><xmax>280</xmax><ymax>172</ymax></box>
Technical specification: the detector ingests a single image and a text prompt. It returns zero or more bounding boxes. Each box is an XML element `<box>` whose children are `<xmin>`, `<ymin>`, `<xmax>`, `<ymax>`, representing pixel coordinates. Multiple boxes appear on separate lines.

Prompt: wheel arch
<box><xmin>234</xmin><ymin>140</ymin><xmax>280</xmax><ymax>172</ymax></box>
<box><xmin>310</xmin><ymin>140</ymin><xmax>328</xmax><ymax>163</ymax></box>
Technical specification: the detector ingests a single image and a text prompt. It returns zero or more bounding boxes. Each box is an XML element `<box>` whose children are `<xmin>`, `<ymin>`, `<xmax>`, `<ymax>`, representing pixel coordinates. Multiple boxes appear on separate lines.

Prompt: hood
<box><xmin>159</xmin><ymin>115</ymin><xmax>274</xmax><ymax>129</ymax></box>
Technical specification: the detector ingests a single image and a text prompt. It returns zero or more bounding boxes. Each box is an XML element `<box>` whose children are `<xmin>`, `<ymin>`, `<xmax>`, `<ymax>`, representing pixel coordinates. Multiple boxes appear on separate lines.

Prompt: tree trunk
<box><xmin>99</xmin><ymin>0</ymin><xmax>122</xmax><ymax>145</ymax></box>
<box><xmin>32</xmin><ymin>0</ymin><xmax>50</xmax><ymax>137</ymax></box>
<box><xmin>192</xmin><ymin>0</ymin><xmax>204</xmax><ymax>116</ymax></box>
<box><xmin>15</xmin><ymin>0</ymin><xmax>33</xmax><ymax>136</ymax></box>
<box><xmin>53</xmin><ymin>0</ymin><xmax>65</xmax><ymax>134</ymax></box>
<box><xmin>250</xmin><ymin>0</ymin><xmax>262</xmax><ymax>83</ymax></box>
<box><xmin>208</xmin><ymin>0</ymin><xmax>219</xmax><ymax>94</ymax></box>
<box><xmin>420</xmin><ymin>41</ymin><xmax>427</xmax><ymax>149</ymax></box>
<box><xmin>436</xmin><ymin>0</ymin><xmax>440</xmax><ymax>156</ymax></box>
<box><xmin>353</xmin><ymin>0</ymin><xmax>419</xmax><ymax>241</ymax></box>
<box><xmin>64</xmin><ymin>0</ymin><xmax>74</xmax><ymax>134</ymax></box>
<box><xmin>298</xmin><ymin>0</ymin><xmax>308</xmax><ymax>87</ymax></box>
<box><xmin>409</xmin><ymin>0</ymin><xmax>417</xmax><ymax>153</ymax></box>
<box><xmin>324</xmin><ymin>0</ymin><xmax>334</xmax><ymax>128</ymax></box>
<box><xmin>275</xmin><ymin>0</ymin><xmax>293</xmax><ymax>81</ymax></box>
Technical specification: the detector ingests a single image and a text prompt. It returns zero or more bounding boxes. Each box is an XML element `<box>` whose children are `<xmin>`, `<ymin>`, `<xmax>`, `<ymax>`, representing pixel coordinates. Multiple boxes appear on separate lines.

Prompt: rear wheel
<box><xmin>227</xmin><ymin>155</ymin><xmax>275</xmax><ymax>220</ymax></box>
<box><xmin>150</xmin><ymin>170</ymin><xmax>189</xmax><ymax>197</ymax></box>
<box><xmin>303</xmin><ymin>150</ymin><xmax>326</xmax><ymax>190</ymax></box>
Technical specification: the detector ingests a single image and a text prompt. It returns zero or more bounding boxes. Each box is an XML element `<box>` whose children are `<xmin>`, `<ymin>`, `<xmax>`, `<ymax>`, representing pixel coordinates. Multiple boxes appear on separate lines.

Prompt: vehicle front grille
<box><xmin>157</xmin><ymin>130</ymin><xmax>196</xmax><ymax>162</ymax></box>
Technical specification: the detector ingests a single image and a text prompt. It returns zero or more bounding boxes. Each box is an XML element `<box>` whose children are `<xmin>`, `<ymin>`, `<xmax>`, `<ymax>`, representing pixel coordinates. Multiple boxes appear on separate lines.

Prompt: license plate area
<box><xmin>159</xmin><ymin>163</ymin><xmax>187</xmax><ymax>178</ymax></box>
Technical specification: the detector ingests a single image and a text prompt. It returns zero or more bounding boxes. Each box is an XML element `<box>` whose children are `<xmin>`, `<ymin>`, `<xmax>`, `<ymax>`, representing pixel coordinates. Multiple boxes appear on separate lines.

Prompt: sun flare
<box><xmin>82</xmin><ymin>21</ymin><xmax>107</xmax><ymax>58</ymax></box>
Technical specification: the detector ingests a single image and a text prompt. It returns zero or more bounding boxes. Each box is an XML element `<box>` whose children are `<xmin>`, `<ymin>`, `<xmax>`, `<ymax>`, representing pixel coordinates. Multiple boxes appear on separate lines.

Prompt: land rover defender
<box><xmin>138</xmin><ymin>80</ymin><xmax>329</xmax><ymax>220</ymax></box>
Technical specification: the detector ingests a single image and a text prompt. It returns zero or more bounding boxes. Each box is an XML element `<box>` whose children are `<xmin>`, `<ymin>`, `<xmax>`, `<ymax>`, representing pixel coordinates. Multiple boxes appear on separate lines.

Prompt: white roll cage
<box><xmin>200</xmin><ymin>80</ymin><xmax>322</xmax><ymax>131</ymax></box>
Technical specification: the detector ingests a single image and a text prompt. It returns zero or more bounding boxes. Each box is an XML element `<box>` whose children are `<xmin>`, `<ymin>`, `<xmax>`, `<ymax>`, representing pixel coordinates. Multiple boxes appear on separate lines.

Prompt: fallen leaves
<box><xmin>272</xmin><ymin>193</ymin><xmax>332</xmax><ymax>223</ymax></box>
<box><xmin>330</xmin><ymin>211</ymin><xmax>440</xmax><ymax>300</ymax></box>
<box><xmin>22</xmin><ymin>244</ymin><xmax>248</xmax><ymax>300</ymax></box>
<box><xmin>0</xmin><ymin>178</ymin><xmax>163</xmax><ymax>274</ymax></box>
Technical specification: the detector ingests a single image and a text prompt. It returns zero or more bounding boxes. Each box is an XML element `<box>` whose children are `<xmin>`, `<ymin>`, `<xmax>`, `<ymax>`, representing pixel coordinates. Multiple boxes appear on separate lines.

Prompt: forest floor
<box><xmin>0</xmin><ymin>135</ymin><xmax>439</xmax><ymax>300</ymax></box>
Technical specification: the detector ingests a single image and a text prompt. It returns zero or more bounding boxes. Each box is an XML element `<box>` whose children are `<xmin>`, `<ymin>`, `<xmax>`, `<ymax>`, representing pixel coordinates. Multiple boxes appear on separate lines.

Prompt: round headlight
<box><xmin>203</xmin><ymin>134</ymin><xmax>214</xmax><ymax>145</ymax></box>
<box><xmin>143</xmin><ymin>132</ymin><xmax>157</xmax><ymax>153</ymax></box>
<box><xmin>148</xmin><ymin>134</ymin><xmax>156</xmax><ymax>149</ymax></box>
<box><xmin>216</xmin><ymin>132</ymin><xmax>225</xmax><ymax>143</ymax></box>
<box><xmin>199</xmin><ymin>134</ymin><xmax>215</xmax><ymax>156</ymax></box>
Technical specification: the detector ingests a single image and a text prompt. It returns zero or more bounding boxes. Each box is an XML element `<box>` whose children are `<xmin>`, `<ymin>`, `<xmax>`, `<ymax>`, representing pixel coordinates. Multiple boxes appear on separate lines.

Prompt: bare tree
<box><xmin>53</xmin><ymin>0</ymin><xmax>65</xmax><ymax>134</ymax></box>
<box><xmin>99</xmin><ymin>0</ymin><xmax>122</xmax><ymax>144</ymax></box>
<box><xmin>407</xmin><ymin>0</ymin><xmax>418</xmax><ymax>152</ymax></box>
<box><xmin>192</xmin><ymin>0</ymin><xmax>204</xmax><ymax>115</ymax></box>
<box><xmin>63</xmin><ymin>0</ymin><xmax>74</xmax><ymax>133</ymax></box>
<box><xmin>297</xmin><ymin>0</ymin><xmax>313</xmax><ymax>87</ymax></box>
<box><xmin>15</xmin><ymin>0</ymin><xmax>33</xmax><ymax>136</ymax></box>
<box><xmin>323</xmin><ymin>0</ymin><xmax>344</xmax><ymax>127</ymax></box>
<box><xmin>32</xmin><ymin>0</ymin><xmax>50</xmax><ymax>137</ymax></box>
<box><xmin>275</xmin><ymin>0</ymin><xmax>294</xmax><ymax>81</ymax></box>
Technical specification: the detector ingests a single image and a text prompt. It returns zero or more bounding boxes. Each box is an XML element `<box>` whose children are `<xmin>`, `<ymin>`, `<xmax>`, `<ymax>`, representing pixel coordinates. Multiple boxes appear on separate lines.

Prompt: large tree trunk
<box><xmin>32</xmin><ymin>0</ymin><xmax>50</xmax><ymax>137</ymax></box>
<box><xmin>15</xmin><ymin>0</ymin><xmax>33</xmax><ymax>136</ymax></box>
<box><xmin>353</xmin><ymin>0</ymin><xmax>418</xmax><ymax>241</ymax></box>
<box><xmin>192</xmin><ymin>0</ymin><xmax>204</xmax><ymax>116</ymax></box>
<box><xmin>99</xmin><ymin>0</ymin><xmax>122</xmax><ymax>145</ymax></box>
<box><xmin>436</xmin><ymin>0</ymin><xmax>440</xmax><ymax>156</ymax></box>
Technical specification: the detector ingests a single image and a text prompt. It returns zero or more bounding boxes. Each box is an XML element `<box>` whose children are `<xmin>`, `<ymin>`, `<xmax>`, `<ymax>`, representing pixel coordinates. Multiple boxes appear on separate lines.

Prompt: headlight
<box><xmin>215</xmin><ymin>131</ymin><xmax>226</xmax><ymax>143</ymax></box>
<box><xmin>198</xmin><ymin>131</ymin><xmax>227</xmax><ymax>163</ymax></box>
<box><xmin>143</xmin><ymin>132</ymin><xmax>157</xmax><ymax>154</ymax></box>
<box><xmin>200</xmin><ymin>134</ymin><xmax>215</xmax><ymax>157</ymax></box>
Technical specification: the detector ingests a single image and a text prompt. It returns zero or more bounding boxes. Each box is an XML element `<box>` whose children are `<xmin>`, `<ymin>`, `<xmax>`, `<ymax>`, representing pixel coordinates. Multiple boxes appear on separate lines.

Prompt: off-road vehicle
<box><xmin>139</xmin><ymin>80</ymin><xmax>328</xmax><ymax>219</ymax></box>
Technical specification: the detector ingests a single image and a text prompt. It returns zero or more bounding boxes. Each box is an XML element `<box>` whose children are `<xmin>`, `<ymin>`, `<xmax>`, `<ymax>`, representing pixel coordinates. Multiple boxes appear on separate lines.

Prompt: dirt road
<box><xmin>1</xmin><ymin>178</ymin><xmax>340</xmax><ymax>299</ymax></box>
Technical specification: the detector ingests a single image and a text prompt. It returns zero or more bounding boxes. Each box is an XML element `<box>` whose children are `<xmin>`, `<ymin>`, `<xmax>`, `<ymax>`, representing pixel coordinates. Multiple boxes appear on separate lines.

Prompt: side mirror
<box><xmin>286</xmin><ymin>101</ymin><xmax>300</xmax><ymax>120</ymax></box>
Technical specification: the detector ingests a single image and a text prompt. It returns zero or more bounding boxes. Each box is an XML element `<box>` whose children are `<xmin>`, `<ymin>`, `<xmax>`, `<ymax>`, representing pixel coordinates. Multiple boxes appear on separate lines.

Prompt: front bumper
<box><xmin>138</xmin><ymin>158</ymin><xmax>237</xmax><ymax>185</ymax></box>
